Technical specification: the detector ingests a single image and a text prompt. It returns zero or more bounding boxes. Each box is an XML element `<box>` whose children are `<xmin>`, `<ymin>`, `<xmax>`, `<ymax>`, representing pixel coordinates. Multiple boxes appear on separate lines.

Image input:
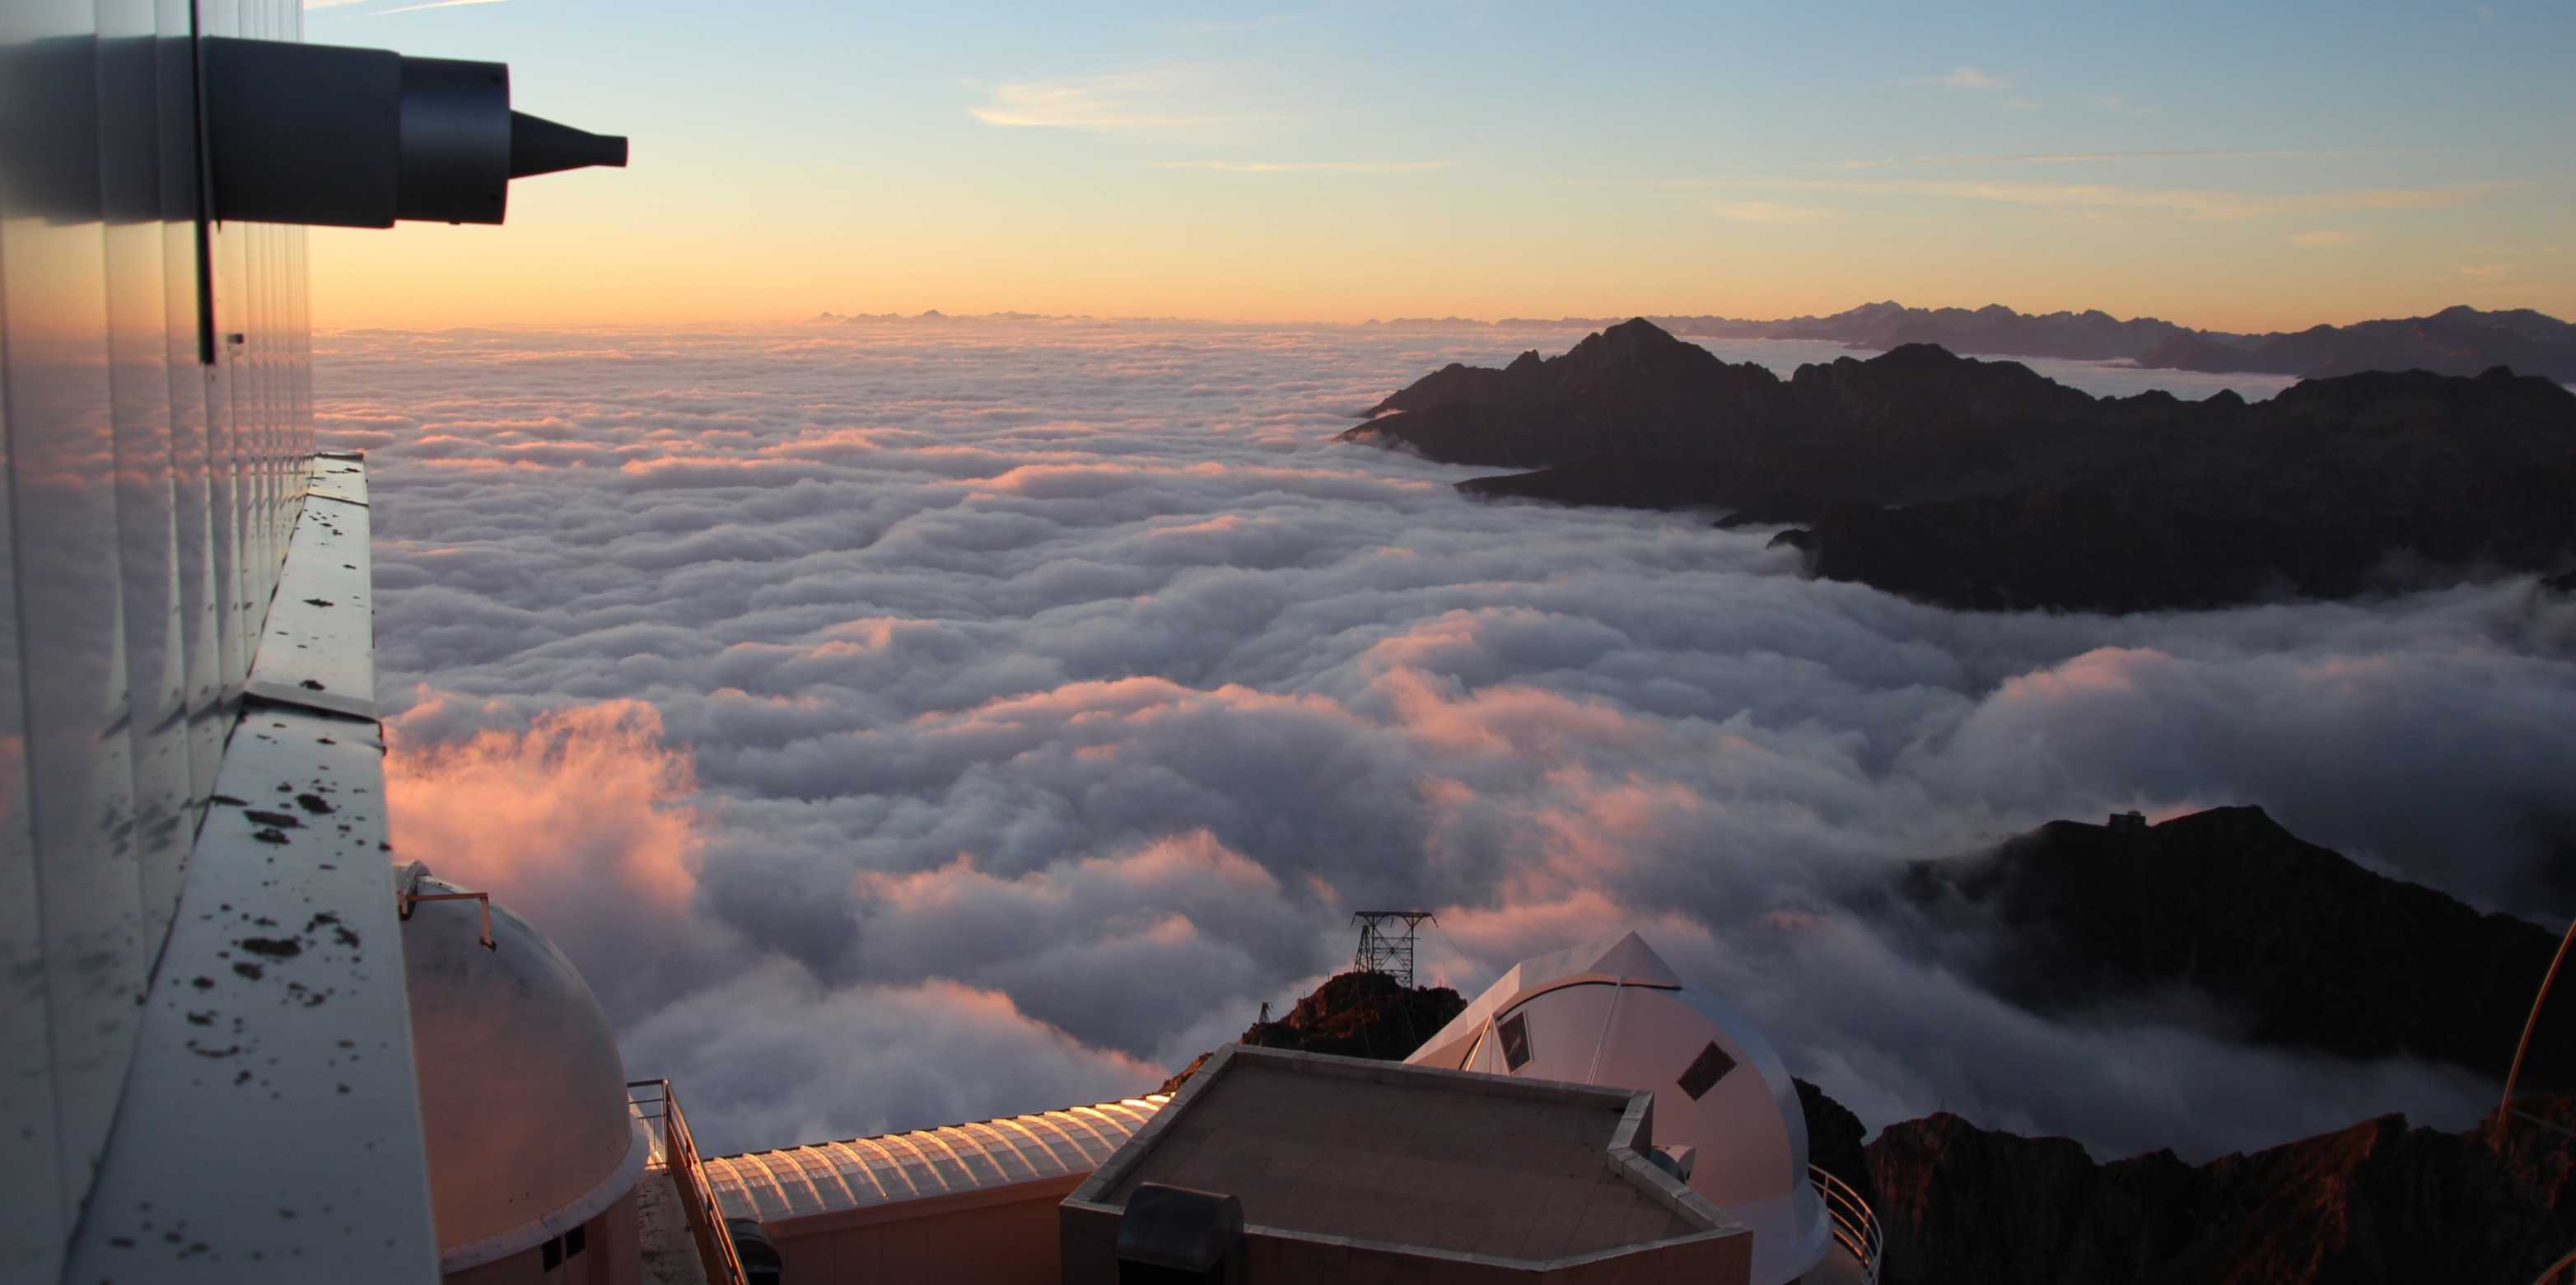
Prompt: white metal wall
<box><xmin>0</xmin><ymin>1</ymin><xmax>308</xmax><ymax>1278</ymax></box>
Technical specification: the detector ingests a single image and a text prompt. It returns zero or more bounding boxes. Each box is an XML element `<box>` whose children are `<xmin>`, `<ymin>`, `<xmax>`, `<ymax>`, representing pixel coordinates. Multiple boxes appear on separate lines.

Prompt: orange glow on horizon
<box><xmin>306</xmin><ymin>170</ymin><xmax>2574</xmax><ymax>336</ymax></box>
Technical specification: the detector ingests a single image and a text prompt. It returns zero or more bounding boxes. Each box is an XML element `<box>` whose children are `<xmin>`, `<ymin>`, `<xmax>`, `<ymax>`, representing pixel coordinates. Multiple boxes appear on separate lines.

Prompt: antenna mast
<box><xmin>1351</xmin><ymin>910</ymin><xmax>1435</xmax><ymax>989</ymax></box>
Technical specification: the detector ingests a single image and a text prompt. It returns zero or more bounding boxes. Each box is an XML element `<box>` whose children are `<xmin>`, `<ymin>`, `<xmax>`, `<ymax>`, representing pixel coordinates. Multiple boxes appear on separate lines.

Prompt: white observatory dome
<box><xmin>1407</xmin><ymin>932</ymin><xmax>1828</xmax><ymax>1285</ymax></box>
<box><xmin>399</xmin><ymin>864</ymin><xmax>650</xmax><ymax>1273</ymax></box>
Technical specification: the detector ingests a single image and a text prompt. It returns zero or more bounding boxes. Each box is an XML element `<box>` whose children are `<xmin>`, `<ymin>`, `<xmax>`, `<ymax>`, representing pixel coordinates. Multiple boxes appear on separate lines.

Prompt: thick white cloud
<box><xmin>327</xmin><ymin>320</ymin><xmax>2574</xmax><ymax>1160</ymax></box>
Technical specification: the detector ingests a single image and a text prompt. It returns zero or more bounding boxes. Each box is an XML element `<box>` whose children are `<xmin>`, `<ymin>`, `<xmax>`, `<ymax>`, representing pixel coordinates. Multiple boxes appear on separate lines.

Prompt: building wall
<box><xmin>1061</xmin><ymin>1203</ymin><xmax>1749</xmax><ymax>1285</ymax></box>
<box><xmin>0</xmin><ymin>0</ymin><xmax>310</xmax><ymax>1276</ymax></box>
<box><xmin>770</xmin><ymin>1185</ymin><xmax>1075</xmax><ymax>1285</ymax></box>
<box><xmin>444</xmin><ymin>1189</ymin><xmax>643</xmax><ymax>1285</ymax></box>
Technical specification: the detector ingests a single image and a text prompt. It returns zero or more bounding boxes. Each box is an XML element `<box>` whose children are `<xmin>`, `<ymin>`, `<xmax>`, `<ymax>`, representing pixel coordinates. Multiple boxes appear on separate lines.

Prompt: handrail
<box><xmin>2499</xmin><ymin>915</ymin><xmax>2576</xmax><ymax>1128</ymax></box>
<box><xmin>630</xmin><ymin>1078</ymin><xmax>752</xmax><ymax>1285</ymax></box>
<box><xmin>2501</xmin><ymin>920</ymin><xmax>2576</xmax><ymax>1285</ymax></box>
<box><xmin>1811</xmin><ymin>1163</ymin><xmax>1883</xmax><ymax>1285</ymax></box>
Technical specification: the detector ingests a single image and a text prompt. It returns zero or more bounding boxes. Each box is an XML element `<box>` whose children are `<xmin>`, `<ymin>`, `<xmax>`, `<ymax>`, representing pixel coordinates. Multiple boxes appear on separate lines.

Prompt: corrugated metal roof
<box><xmin>704</xmin><ymin>1095</ymin><xmax>1172</xmax><ymax>1224</ymax></box>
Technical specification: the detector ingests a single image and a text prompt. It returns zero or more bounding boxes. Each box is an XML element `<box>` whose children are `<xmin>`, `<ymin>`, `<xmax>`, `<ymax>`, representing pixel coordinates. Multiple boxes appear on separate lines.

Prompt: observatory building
<box><xmin>1061</xmin><ymin>1044</ymin><xmax>1752</xmax><ymax>1284</ymax></box>
<box><xmin>403</xmin><ymin>864</ymin><xmax>657</xmax><ymax>1282</ymax></box>
<box><xmin>697</xmin><ymin>1094</ymin><xmax>1172</xmax><ymax>1281</ymax></box>
<box><xmin>677</xmin><ymin>932</ymin><xmax>1880</xmax><ymax>1285</ymax></box>
<box><xmin>1407</xmin><ymin>933</ymin><xmax>1841</xmax><ymax>1285</ymax></box>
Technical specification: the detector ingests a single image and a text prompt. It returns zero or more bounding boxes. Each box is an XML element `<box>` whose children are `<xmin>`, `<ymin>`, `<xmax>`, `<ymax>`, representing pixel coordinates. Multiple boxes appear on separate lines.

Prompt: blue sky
<box><xmin>306</xmin><ymin>0</ymin><xmax>2576</xmax><ymax>328</ymax></box>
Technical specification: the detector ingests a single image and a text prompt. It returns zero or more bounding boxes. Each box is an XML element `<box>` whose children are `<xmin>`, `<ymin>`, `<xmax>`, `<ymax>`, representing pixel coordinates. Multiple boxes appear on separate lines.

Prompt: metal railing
<box><xmin>2500</xmin><ymin>917</ymin><xmax>2576</xmax><ymax>1285</ymax></box>
<box><xmin>1812</xmin><ymin>1163</ymin><xmax>1884</xmax><ymax>1285</ymax></box>
<box><xmin>630</xmin><ymin>1079</ymin><xmax>751</xmax><ymax>1285</ymax></box>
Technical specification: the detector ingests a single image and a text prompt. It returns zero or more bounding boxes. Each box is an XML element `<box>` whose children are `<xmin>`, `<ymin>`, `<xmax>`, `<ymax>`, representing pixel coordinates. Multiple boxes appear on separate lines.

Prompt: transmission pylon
<box><xmin>1351</xmin><ymin>910</ymin><xmax>1435</xmax><ymax>989</ymax></box>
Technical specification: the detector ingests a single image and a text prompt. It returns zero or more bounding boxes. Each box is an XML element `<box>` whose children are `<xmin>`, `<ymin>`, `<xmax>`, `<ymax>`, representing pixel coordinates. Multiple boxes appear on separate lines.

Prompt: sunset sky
<box><xmin>305</xmin><ymin>0</ymin><xmax>2576</xmax><ymax>330</ymax></box>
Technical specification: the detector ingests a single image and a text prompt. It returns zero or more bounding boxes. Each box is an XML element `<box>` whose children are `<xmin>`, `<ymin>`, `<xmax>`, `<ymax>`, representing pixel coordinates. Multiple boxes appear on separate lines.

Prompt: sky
<box><xmin>323</xmin><ymin>319</ymin><xmax>2576</xmax><ymax>1160</ymax></box>
<box><xmin>301</xmin><ymin>0</ymin><xmax>2576</xmax><ymax>330</ymax></box>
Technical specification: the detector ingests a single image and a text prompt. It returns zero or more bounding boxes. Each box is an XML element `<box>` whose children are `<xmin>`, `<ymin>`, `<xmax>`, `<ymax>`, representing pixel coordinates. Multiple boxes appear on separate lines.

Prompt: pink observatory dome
<box><xmin>399</xmin><ymin>864</ymin><xmax>650</xmax><ymax>1273</ymax></box>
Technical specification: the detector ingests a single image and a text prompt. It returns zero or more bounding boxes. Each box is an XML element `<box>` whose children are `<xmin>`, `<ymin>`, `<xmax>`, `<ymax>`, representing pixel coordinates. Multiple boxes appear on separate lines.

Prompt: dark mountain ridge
<box><xmin>1794</xmin><ymin>362</ymin><xmax>2576</xmax><ymax>610</ymax></box>
<box><xmin>1864</xmin><ymin>1098</ymin><xmax>2576</xmax><ymax>1285</ymax></box>
<box><xmin>1355</xmin><ymin>322</ymin><xmax>2189</xmax><ymax>500</ymax></box>
<box><xmin>1340</xmin><ymin>319</ymin><xmax>2576</xmax><ymax>611</ymax></box>
<box><xmin>1898</xmin><ymin>805</ymin><xmax>2574</xmax><ymax>1089</ymax></box>
<box><xmin>1874</xmin><ymin>803</ymin><xmax>2576</xmax><ymax>1283</ymax></box>
<box><xmin>2135</xmin><ymin>304</ymin><xmax>2576</xmax><ymax>381</ymax></box>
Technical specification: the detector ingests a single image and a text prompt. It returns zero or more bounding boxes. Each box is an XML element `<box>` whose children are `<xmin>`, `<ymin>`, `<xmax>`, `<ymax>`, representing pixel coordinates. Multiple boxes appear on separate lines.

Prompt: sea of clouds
<box><xmin>316</xmin><ymin>319</ymin><xmax>2576</xmax><ymax>1162</ymax></box>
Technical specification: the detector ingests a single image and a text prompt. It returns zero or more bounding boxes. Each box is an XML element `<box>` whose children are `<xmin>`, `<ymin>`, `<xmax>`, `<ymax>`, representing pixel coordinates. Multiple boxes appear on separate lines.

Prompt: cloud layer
<box><xmin>322</xmin><ymin>320</ymin><xmax>2576</xmax><ymax>1161</ymax></box>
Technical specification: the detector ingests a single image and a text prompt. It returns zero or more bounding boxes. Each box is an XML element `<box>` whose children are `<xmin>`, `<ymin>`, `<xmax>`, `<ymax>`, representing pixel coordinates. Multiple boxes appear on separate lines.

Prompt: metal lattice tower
<box><xmin>1351</xmin><ymin>911</ymin><xmax>1436</xmax><ymax>988</ymax></box>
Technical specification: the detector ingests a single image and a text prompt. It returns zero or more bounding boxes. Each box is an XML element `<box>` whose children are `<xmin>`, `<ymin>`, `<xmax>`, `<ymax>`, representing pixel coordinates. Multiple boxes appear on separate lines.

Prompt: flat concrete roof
<box><xmin>1076</xmin><ymin>1045</ymin><xmax>1737</xmax><ymax>1265</ymax></box>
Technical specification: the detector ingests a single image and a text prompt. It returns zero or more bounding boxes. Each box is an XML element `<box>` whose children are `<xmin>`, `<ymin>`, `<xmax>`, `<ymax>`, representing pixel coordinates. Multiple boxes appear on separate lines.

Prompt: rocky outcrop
<box><xmin>1841</xmin><ymin>803</ymin><xmax>2576</xmax><ymax>1283</ymax></box>
<box><xmin>1899</xmin><ymin>806</ymin><xmax>2574</xmax><ymax>1088</ymax></box>
<box><xmin>1237</xmin><ymin>968</ymin><xmax>1466</xmax><ymax>1061</ymax></box>
<box><xmin>1799</xmin><ymin>1077</ymin><xmax>1876</xmax><ymax>1213</ymax></box>
<box><xmin>1155</xmin><ymin>970</ymin><xmax>1465</xmax><ymax>1095</ymax></box>
<box><xmin>1863</xmin><ymin>1099</ymin><xmax>2576</xmax><ymax>1285</ymax></box>
<box><xmin>1343</xmin><ymin>321</ymin><xmax>2576</xmax><ymax>612</ymax></box>
<box><xmin>1153</xmin><ymin>1051</ymin><xmax>1215</xmax><ymax>1097</ymax></box>
<box><xmin>1799</xmin><ymin>1021</ymin><xmax>2576</xmax><ymax>1284</ymax></box>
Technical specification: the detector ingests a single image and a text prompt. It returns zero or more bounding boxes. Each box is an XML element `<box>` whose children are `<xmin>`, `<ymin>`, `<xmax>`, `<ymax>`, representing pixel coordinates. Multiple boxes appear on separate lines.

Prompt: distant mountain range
<box><xmin>1340</xmin><ymin>319</ymin><xmax>2576</xmax><ymax>612</ymax></box>
<box><xmin>1366</xmin><ymin>302</ymin><xmax>2576</xmax><ymax>382</ymax></box>
<box><xmin>810</xmin><ymin>309</ymin><xmax>1079</xmax><ymax>323</ymax></box>
<box><xmin>1668</xmin><ymin>301</ymin><xmax>2576</xmax><ymax>383</ymax></box>
<box><xmin>806</xmin><ymin>303</ymin><xmax>2576</xmax><ymax>381</ymax></box>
